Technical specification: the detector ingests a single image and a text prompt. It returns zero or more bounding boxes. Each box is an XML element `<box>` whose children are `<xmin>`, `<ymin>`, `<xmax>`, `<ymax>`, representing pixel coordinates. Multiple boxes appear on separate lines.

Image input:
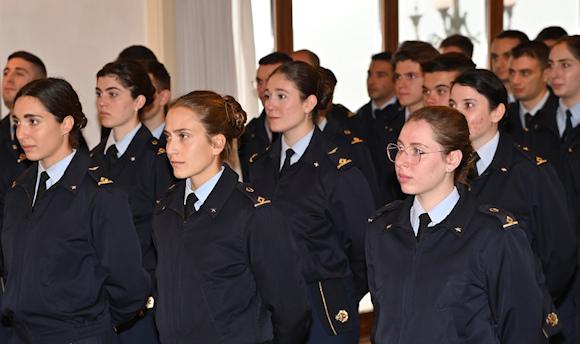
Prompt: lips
<box><xmin>397</xmin><ymin>172</ymin><xmax>411</xmax><ymax>184</ymax></box>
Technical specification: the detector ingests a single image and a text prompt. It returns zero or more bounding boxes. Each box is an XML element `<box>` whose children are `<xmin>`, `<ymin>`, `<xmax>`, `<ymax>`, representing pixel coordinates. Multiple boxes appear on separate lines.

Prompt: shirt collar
<box><xmin>371</xmin><ymin>96</ymin><xmax>397</xmax><ymax>113</ymax></box>
<box><xmin>317</xmin><ymin>117</ymin><xmax>328</xmax><ymax>131</ymax></box>
<box><xmin>105</xmin><ymin>123</ymin><xmax>142</xmax><ymax>157</ymax></box>
<box><xmin>475</xmin><ymin>131</ymin><xmax>500</xmax><ymax>175</ymax></box>
<box><xmin>150</xmin><ymin>123</ymin><xmax>165</xmax><ymax>140</ymax></box>
<box><xmin>410</xmin><ymin>187</ymin><xmax>460</xmax><ymax>235</ymax></box>
<box><xmin>557</xmin><ymin>100</ymin><xmax>580</xmax><ymax>136</ymax></box>
<box><xmin>34</xmin><ymin>149</ymin><xmax>77</xmax><ymax>204</ymax></box>
<box><xmin>280</xmin><ymin>128</ymin><xmax>314</xmax><ymax>169</ymax></box>
<box><xmin>519</xmin><ymin>90</ymin><xmax>550</xmax><ymax>119</ymax></box>
<box><xmin>184</xmin><ymin>166</ymin><xmax>225</xmax><ymax>211</ymax></box>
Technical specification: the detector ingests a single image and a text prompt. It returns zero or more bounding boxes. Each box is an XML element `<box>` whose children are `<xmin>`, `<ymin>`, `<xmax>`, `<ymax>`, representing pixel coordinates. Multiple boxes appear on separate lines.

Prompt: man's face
<box><xmin>3</xmin><ymin>57</ymin><xmax>41</xmax><ymax>110</ymax></box>
<box><xmin>256</xmin><ymin>63</ymin><xmax>282</xmax><ymax>106</ymax></box>
<box><xmin>394</xmin><ymin>60</ymin><xmax>424</xmax><ymax>109</ymax></box>
<box><xmin>508</xmin><ymin>56</ymin><xmax>547</xmax><ymax>103</ymax></box>
<box><xmin>422</xmin><ymin>71</ymin><xmax>458</xmax><ymax>106</ymax></box>
<box><xmin>490</xmin><ymin>38</ymin><xmax>521</xmax><ymax>83</ymax></box>
<box><xmin>367</xmin><ymin>60</ymin><xmax>394</xmax><ymax>105</ymax></box>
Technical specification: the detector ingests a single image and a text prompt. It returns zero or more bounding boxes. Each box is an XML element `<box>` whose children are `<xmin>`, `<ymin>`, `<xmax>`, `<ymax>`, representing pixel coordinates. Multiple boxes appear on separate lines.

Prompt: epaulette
<box><xmin>516</xmin><ymin>144</ymin><xmax>548</xmax><ymax>166</ymax></box>
<box><xmin>479</xmin><ymin>205</ymin><xmax>519</xmax><ymax>229</ymax></box>
<box><xmin>351</xmin><ymin>137</ymin><xmax>364</xmax><ymax>145</ymax></box>
<box><xmin>326</xmin><ymin>146</ymin><xmax>353</xmax><ymax>170</ymax></box>
<box><xmin>238</xmin><ymin>184</ymin><xmax>272</xmax><ymax>208</ymax></box>
<box><xmin>87</xmin><ymin>166</ymin><xmax>114</xmax><ymax>187</ymax></box>
<box><xmin>368</xmin><ymin>201</ymin><xmax>402</xmax><ymax>223</ymax></box>
<box><xmin>248</xmin><ymin>145</ymin><xmax>270</xmax><ymax>164</ymax></box>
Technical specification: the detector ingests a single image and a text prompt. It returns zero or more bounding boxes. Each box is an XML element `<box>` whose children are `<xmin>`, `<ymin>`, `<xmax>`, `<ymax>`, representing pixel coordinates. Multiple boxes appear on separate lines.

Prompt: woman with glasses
<box><xmin>367</xmin><ymin>106</ymin><xmax>548</xmax><ymax>343</ymax></box>
<box><xmin>248</xmin><ymin>61</ymin><xmax>374</xmax><ymax>344</ymax></box>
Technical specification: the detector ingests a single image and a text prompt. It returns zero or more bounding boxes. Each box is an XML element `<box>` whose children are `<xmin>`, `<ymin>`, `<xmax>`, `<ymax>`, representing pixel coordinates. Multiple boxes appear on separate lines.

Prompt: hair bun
<box><xmin>223</xmin><ymin>95</ymin><xmax>247</xmax><ymax>139</ymax></box>
<box><xmin>77</xmin><ymin>113</ymin><xmax>88</xmax><ymax>129</ymax></box>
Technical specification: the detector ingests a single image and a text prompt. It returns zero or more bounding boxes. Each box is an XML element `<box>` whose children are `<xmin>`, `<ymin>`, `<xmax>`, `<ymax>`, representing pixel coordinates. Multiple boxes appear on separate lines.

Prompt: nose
<box><xmin>15</xmin><ymin>124</ymin><xmax>27</xmax><ymax>142</ymax></box>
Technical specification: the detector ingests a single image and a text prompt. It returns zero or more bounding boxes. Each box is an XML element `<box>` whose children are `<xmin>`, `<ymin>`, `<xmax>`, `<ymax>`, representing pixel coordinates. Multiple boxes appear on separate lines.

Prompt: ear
<box><xmin>302</xmin><ymin>94</ymin><xmax>318</xmax><ymax>114</ymax></box>
<box><xmin>444</xmin><ymin>149</ymin><xmax>463</xmax><ymax>173</ymax></box>
<box><xmin>61</xmin><ymin>115</ymin><xmax>74</xmax><ymax>135</ymax></box>
<box><xmin>210</xmin><ymin>133</ymin><xmax>226</xmax><ymax>157</ymax></box>
<box><xmin>489</xmin><ymin>103</ymin><xmax>505</xmax><ymax>124</ymax></box>
<box><xmin>159</xmin><ymin>89</ymin><xmax>171</xmax><ymax>107</ymax></box>
<box><xmin>134</xmin><ymin>94</ymin><xmax>147</xmax><ymax>112</ymax></box>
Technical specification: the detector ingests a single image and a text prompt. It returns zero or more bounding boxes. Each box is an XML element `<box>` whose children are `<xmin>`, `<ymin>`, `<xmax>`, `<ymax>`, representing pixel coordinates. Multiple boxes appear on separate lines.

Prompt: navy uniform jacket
<box><xmin>367</xmin><ymin>191</ymin><xmax>548</xmax><ymax>344</ymax></box>
<box><xmin>1</xmin><ymin>151</ymin><xmax>150</xmax><ymax>343</ymax></box>
<box><xmin>368</xmin><ymin>103</ymin><xmax>405</xmax><ymax>205</ymax></box>
<box><xmin>469</xmin><ymin>133</ymin><xmax>576</xmax><ymax>303</ymax></box>
<box><xmin>239</xmin><ymin>110</ymin><xmax>272</xmax><ymax>181</ymax></box>
<box><xmin>248</xmin><ymin>128</ymin><xmax>374</xmax><ymax>336</ymax></box>
<box><xmin>90</xmin><ymin>125</ymin><xmax>173</xmax><ymax>286</ymax></box>
<box><xmin>153</xmin><ymin>165</ymin><xmax>310</xmax><ymax>344</ymax></box>
<box><xmin>321</xmin><ymin>113</ymin><xmax>381</xmax><ymax>207</ymax></box>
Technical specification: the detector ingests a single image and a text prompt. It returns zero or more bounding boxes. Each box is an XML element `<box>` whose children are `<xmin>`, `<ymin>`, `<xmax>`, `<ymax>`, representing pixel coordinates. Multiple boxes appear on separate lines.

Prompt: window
<box><xmin>503</xmin><ymin>0</ymin><xmax>579</xmax><ymax>39</ymax></box>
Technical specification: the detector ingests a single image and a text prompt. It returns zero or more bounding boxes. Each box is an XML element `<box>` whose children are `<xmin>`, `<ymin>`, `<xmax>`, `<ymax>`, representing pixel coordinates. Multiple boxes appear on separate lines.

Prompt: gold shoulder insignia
<box><xmin>347</xmin><ymin>111</ymin><xmax>356</xmax><ymax>118</ymax></box>
<box><xmin>11</xmin><ymin>181</ymin><xmax>16</xmax><ymax>188</ymax></box>
<box><xmin>335</xmin><ymin>310</ymin><xmax>349</xmax><ymax>323</ymax></box>
<box><xmin>168</xmin><ymin>183</ymin><xmax>177</xmax><ymax>190</ymax></box>
<box><xmin>536</xmin><ymin>156</ymin><xmax>548</xmax><ymax>165</ymax></box>
<box><xmin>546</xmin><ymin>312</ymin><xmax>559</xmax><ymax>327</ymax></box>
<box><xmin>245</xmin><ymin>186</ymin><xmax>254</xmax><ymax>193</ymax></box>
<box><xmin>327</xmin><ymin>147</ymin><xmax>339</xmax><ymax>155</ymax></box>
<box><xmin>481</xmin><ymin>205</ymin><xmax>519</xmax><ymax>229</ymax></box>
<box><xmin>88</xmin><ymin>166</ymin><xmax>99</xmax><ymax>171</ymax></box>
<box><xmin>97</xmin><ymin>177</ymin><xmax>114</xmax><ymax>186</ymax></box>
<box><xmin>249</xmin><ymin>153</ymin><xmax>258</xmax><ymax>163</ymax></box>
<box><xmin>337</xmin><ymin>158</ymin><xmax>352</xmax><ymax>169</ymax></box>
<box><xmin>254</xmin><ymin>196</ymin><xmax>271</xmax><ymax>207</ymax></box>
<box><xmin>146</xmin><ymin>296</ymin><xmax>155</xmax><ymax>309</ymax></box>
<box><xmin>157</xmin><ymin>147</ymin><xmax>166</xmax><ymax>155</ymax></box>
<box><xmin>351</xmin><ymin>137</ymin><xmax>363</xmax><ymax>144</ymax></box>
<box><xmin>151</xmin><ymin>139</ymin><xmax>159</xmax><ymax>146</ymax></box>
<box><xmin>343</xmin><ymin>129</ymin><xmax>352</xmax><ymax>135</ymax></box>
<box><xmin>521</xmin><ymin>146</ymin><xmax>530</xmax><ymax>151</ymax></box>
<box><xmin>17</xmin><ymin>153</ymin><xmax>27</xmax><ymax>163</ymax></box>
<box><xmin>504</xmin><ymin>215</ymin><xmax>518</xmax><ymax>228</ymax></box>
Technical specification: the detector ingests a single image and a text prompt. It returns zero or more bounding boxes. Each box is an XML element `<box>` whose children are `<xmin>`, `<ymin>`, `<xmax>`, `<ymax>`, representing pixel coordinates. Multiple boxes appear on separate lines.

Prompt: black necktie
<box><xmin>185</xmin><ymin>192</ymin><xmax>198</xmax><ymax>218</ymax></box>
<box><xmin>524</xmin><ymin>113</ymin><xmax>533</xmax><ymax>130</ymax></box>
<box><xmin>417</xmin><ymin>212</ymin><xmax>431</xmax><ymax>242</ymax></box>
<box><xmin>469</xmin><ymin>152</ymin><xmax>481</xmax><ymax>180</ymax></box>
<box><xmin>280</xmin><ymin>148</ymin><xmax>295</xmax><ymax>176</ymax></box>
<box><xmin>562</xmin><ymin>110</ymin><xmax>574</xmax><ymax>142</ymax></box>
<box><xmin>35</xmin><ymin>171</ymin><xmax>50</xmax><ymax>207</ymax></box>
<box><xmin>106</xmin><ymin>145</ymin><xmax>119</xmax><ymax>166</ymax></box>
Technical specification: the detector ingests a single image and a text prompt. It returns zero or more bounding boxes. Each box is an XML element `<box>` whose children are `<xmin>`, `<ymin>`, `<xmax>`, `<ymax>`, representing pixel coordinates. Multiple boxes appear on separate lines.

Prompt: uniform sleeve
<box><xmin>532</xmin><ymin>164</ymin><xmax>577</xmax><ymax>301</ymax></box>
<box><xmin>247</xmin><ymin>205</ymin><xmax>310</xmax><ymax>344</ymax></box>
<box><xmin>329</xmin><ymin>167</ymin><xmax>375</xmax><ymax>300</ymax></box>
<box><xmin>483</xmin><ymin>227</ymin><xmax>546</xmax><ymax>344</ymax></box>
<box><xmin>91</xmin><ymin>187</ymin><xmax>151</xmax><ymax>325</ymax></box>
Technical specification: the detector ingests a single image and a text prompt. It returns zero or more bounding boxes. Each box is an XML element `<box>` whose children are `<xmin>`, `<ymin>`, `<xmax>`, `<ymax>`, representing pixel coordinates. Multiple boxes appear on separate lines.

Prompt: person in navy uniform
<box><xmin>154</xmin><ymin>90</ymin><xmax>309</xmax><ymax>343</ymax></box>
<box><xmin>90</xmin><ymin>60</ymin><xmax>172</xmax><ymax>343</ymax></box>
<box><xmin>450</xmin><ymin>69</ymin><xmax>577</xmax><ymax>342</ymax></box>
<box><xmin>367</xmin><ymin>106</ymin><xmax>549</xmax><ymax>343</ymax></box>
<box><xmin>2</xmin><ymin>78</ymin><xmax>150</xmax><ymax>344</ymax></box>
<box><xmin>248</xmin><ymin>61</ymin><xmax>375</xmax><ymax>344</ymax></box>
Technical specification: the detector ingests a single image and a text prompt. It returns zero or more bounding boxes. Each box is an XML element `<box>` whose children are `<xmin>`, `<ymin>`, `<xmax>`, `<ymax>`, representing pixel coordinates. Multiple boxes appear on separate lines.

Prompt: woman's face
<box><xmin>395</xmin><ymin>119</ymin><xmax>458</xmax><ymax>201</ymax></box>
<box><xmin>548</xmin><ymin>43</ymin><xmax>580</xmax><ymax>106</ymax></box>
<box><xmin>96</xmin><ymin>75</ymin><xmax>143</xmax><ymax>130</ymax></box>
<box><xmin>13</xmin><ymin>96</ymin><xmax>73</xmax><ymax>168</ymax></box>
<box><xmin>264</xmin><ymin>73</ymin><xmax>316</xmax><ymax>137</ymax></box>
<box><xmin>450</xmin><ymin>84</ymin><xmax>503</xmax><ymax>150</ymax></box>
<box><xmin>164</xmin><ymin>106</ymin><xmax>224</xmax><ymax>184</ymax></box>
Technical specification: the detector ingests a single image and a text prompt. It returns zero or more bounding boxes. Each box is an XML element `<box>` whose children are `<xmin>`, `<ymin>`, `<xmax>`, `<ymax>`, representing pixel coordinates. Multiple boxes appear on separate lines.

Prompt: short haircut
<box><xmin>293</xmin><ymin>49</ymin><xmax>320</xmax><ymax>67</ymax></box>
<box><xmin>8</xmin><ymin>51</ymin><xmax>47</xmax><ymax>78</ymax></box>
<box><xmin>141</xmin><ymin>60</ymin><xmax>171</xmax><ymax>90</ymax></box>
<box><xmin>393</xmin><ymin>41</ymin><xmax>440</xmax><ymax>69</ymax></box>
<box><xmin>421</xmin><ymin>52</ymin><xmax>476</xmax><ymax>75</ymax></box>
<box><xmin>535</xmin><ymin>26</ymin><xmax>568</xmax><ymax>42</ymax></box>
<box><xmin>511</xmin><ymin>41</ymin><xmax>550</xmax><ymax>69</ymax></box>
<box><xmin>117</xmin><ymin>45</ymin><xmax>158</xmax><ymax>62</ymax></box>
<box><xmin>258</xmin><ymin>52</ymin><xmax>292</xmax><ymax>66</ymax></box>
<box><xmin>439</xmin><ymin>34</ymin><xmax>474</xmax><ymax>58</ymax></box>
<box><xmin>495</xmin><ymin>30</ymin><xmax>530</xmax><ymax>44</ymax></box>
<box><xmin>371</xmin><ymin>51</ymin><xmax>393</xmax><ymax>63</ymax></box>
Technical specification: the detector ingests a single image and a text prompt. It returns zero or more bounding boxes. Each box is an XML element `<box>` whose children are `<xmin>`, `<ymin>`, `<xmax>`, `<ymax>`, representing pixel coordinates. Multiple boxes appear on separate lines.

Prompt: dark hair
<box><xmin>372</xmin><ymin>51</ymin><xmax>393</xmax><ymax>62</ymax></box>
<box><xmin>15</xmin><ymin>78</ymin><xmax>87</xmax><ymax>148</ymax></box>
<box><xmin>536</xmin><ymin>26</ymin><xmax>568</xmax><ymax>43</ymax></box>
<box><xmin>393</xmin><ymin>42</ymin><xmax>440</xmax><ymax>70</ymax></box>
<box><xmin>258</xmin><ymin>52</ymin><xmax>292</xmax><ymax>66</ymax></box>
<box><xmin>8</xmin><ymin>51</ymin><xmax>47</xmax><ymax>78</ymax></box>
<box><xmin>292</xmin><ymin>49</ymin><xmax>321</xmax><ymax>67</ymax></box>
<box><xmin>270</xmin><ymin>61</ymin><xmax>323</xmax><ymax>122</ymax></box>
<box><xmin>408</xmin><ymin>106</ymin><xmax>475</xmax><ymax>185</ymax></box>
<box><xmin>117</xmin><ymin>45</ymin><xmax>158</xmax><ymax>62</ymax></box>
<box><xmin>318</xmin><ymin>67</ymin><xmax>337</xmax><ymax>110</ymax></box>
<box><xmin>553</xmin><ymin>35</ymin><xmax>580</xmax><ymax>59</ymax></box>
<box><xmin>421</xmin><ymin>52</ymin><xmax>476</xmax><ymax>74</ymax></box>
<box><xmin>97</xmin><ymin>60</ymin><xmax>155</xmax><ymax>116</ymax></box>
<box><xmin>511</xmin><ymin>41</ymin><xmax>550</xmax><ymax>69</ymax></box>
<box><xmin>169</xmin><ymin>91</ymin><xmax>246</xmax><ymax>165</ymax></box>
<box><xmin>454</xmin><ymin>69</ymin><xmax>507</xmax><ymax>110</ymax></box>
<box><xmin>439</xmin><ymin>34</ymin><xmax>474</xmax><ymax>58</ymax></box>
<box><xmin>141</xmin><ymin>60</ymin><xmax>171</xmax><ymax>91</ymax></box>
<box><xmin>495</xmin><ymin>30</ymin><xmax>530</xmax><ymax>44</ymax></box>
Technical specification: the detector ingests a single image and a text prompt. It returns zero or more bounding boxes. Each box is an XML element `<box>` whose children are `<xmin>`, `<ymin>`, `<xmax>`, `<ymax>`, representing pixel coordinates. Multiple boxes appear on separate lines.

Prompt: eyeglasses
<box><xmin>386</xmin><ymin>143</ymin><xmax>445</xmax><ymax>164</ymax></box>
